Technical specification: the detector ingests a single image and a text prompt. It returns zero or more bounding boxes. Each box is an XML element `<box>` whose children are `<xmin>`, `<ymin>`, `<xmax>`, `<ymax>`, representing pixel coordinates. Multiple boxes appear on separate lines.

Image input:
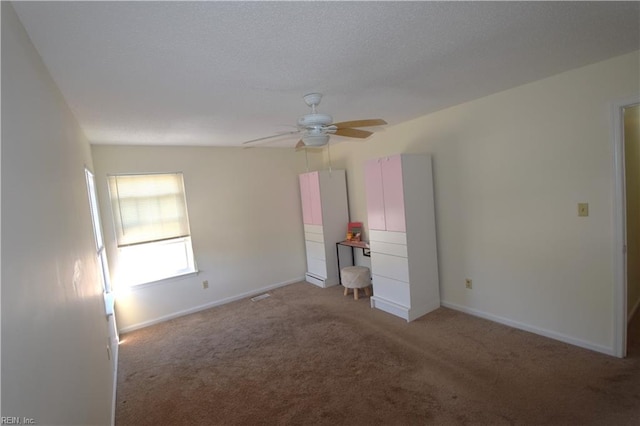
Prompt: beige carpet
<box><xmin>115</xmin><ymin>282</ymin><xmax>640</xmax><ymax>425</ymax></box>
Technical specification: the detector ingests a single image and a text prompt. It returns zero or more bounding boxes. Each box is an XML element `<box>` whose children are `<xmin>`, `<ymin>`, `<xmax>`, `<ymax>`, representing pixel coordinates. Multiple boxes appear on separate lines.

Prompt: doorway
<box><xmin>624</xmin><ymin>105</ymin><xmax>640</xmax><ymax>355</ymax></box>
<box><xmin>613</xmin><ymin>99</ymin><xmax>640</xmax><ymax>358</ymax></box>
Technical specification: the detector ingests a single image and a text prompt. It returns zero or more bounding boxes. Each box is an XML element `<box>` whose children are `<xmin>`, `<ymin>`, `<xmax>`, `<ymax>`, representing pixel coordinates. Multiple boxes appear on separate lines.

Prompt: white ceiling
<box><xmin>12</xmin><ymin>1</ymin><xmax>640</xmax><ymax>148</ymax></box>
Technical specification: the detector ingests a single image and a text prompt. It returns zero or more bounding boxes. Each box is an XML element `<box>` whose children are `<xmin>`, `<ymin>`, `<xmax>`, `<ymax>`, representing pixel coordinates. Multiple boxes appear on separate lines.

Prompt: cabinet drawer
<box><xmin>372</xmin><ymin>274</ymin><xmax>410</xmax><ymax>307</ymax></box>
<box><xmin>307</xmin><ymin>257</ymin><xmax>327</xmax><ymax>278</ymax></box>
<box><xmin>304</xmin><ymin>224</ymin><xmax>323</xmax><ymax>235</ymax></box>
<box><xmin>371</xmin><ymin>252</ymin><xmax>409</xmax><ymax>283</ymax></box>
<box><xmin>369</xmin><ymin>230</ymin><xmax>407</xmax><ymax>245</ymax></box>
<box><xmin>305</xmin><ymin>240</ymin><xmax>326</xmax><ymax>260</ymax></box>
<box><xmin>305</xmin><ymin>233</ymin><xmax>324</xmax><ymax>243</ymax></box>
<box><xmin>370</xmin><ymin>240</ymin><xmax>407</xmax><ymax>258</ymax></box>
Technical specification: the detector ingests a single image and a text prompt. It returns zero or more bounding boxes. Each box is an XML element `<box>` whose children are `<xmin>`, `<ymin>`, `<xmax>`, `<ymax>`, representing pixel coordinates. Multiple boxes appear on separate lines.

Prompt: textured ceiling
<box><xmin>12</xmin><ymin>1</ymin><xmax>640</xmax><ymax>147</ymax></box>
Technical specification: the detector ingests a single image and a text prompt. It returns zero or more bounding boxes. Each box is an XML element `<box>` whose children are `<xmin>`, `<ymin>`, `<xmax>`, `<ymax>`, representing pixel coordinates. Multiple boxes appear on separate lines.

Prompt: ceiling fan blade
<box><xmin>334</xmin><ymin>128</ymin><xmax>373</xmax><ymax>139</ymax></box>
<box><xmin>241</xmin><ymin>130</ymin><xmax>300</xmax><ymax>145</ymax></box>
<box><xmin>333</xmin><ymin>119</ymin><xmax>387</xmax><ymax>129</ymax></box>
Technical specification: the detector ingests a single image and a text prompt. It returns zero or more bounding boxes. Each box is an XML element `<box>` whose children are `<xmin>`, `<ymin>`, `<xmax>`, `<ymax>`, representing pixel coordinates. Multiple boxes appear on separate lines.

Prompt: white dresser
<box><xmin>299</xmin><ymin>169</ymin><xmax>349</xmax><ymax>287</ymax></box>
<box><xmin>364</xmin><ymin>154</ymin><xmax>440</xmax><ymax>321</ymax></box>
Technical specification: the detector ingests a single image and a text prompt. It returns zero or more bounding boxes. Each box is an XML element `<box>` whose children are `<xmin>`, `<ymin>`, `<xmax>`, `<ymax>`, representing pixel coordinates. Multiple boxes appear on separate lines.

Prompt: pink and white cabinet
<box><xmin>364</xmin><ymin>154</ymin><xmax>440</xmax><ymax>321</ymax></box>
<box><xmin>299</xmin><ymin>170</ymin><xmax>349</xmax><ymax>288</ymax></box>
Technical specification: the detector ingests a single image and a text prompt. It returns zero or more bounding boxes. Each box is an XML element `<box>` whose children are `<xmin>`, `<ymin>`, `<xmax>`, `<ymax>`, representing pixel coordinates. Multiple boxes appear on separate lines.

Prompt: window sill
<box><xmin>126</xmin><ymin>270</ymin><xmax>199</xmax><ymax>290</ymax></box>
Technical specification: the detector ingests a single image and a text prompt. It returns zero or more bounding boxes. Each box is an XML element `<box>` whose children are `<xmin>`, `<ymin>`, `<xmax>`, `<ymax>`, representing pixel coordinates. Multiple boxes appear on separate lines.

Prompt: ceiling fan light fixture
<box><xmin>302</xmin><ymin>134</ymin><xmax>330</xmax><ymax>146</ymax></box>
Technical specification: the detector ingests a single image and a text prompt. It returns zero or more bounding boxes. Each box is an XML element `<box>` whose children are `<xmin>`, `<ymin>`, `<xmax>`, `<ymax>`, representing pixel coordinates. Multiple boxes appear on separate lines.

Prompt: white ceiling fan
<box><xmin>242</xmin><ymin>93</ymin><xmax>387</xmax><ymax>148</ymax></box>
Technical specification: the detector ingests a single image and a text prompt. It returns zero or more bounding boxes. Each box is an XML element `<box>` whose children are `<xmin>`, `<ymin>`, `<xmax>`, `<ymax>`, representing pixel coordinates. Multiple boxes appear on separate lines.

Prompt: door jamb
<box><xmin>612</xmin><ymin>96</ymin><xmax>639</xmax><ymax>358</ymax></box>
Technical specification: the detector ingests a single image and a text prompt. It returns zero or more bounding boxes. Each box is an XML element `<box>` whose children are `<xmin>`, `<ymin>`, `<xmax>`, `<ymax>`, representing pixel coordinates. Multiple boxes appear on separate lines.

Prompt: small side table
<box><xmin>336</xmin><ymin>240</ymin><xmax>371</xmax><ymax>283</ymax></box>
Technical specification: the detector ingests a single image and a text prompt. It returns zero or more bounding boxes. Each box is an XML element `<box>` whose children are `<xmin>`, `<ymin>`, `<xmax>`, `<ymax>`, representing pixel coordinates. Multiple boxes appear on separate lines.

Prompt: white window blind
<box><xmin>108</xmin><ymin>173</ymin><xmax>191</xmax><ymax>248</ymax></box>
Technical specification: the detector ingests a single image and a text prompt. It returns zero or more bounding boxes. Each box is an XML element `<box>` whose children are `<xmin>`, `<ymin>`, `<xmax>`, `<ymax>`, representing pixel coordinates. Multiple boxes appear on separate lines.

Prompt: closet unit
<box><xmin>299</xmin><ymin>169</ymin><xmax>349</xmax><ymax>288</ymax></box>
<box><xmin>364</xmin><ymin>154</ymin><xmax>439</xmax><ymax>321</ymax></box>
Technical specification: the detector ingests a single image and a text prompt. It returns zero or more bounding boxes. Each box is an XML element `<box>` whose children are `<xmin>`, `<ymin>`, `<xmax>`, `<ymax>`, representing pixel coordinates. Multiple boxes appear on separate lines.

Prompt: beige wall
<box><xmin>92</xmin><ymin>52</ymin><xmax>639</xmax><ymax>354</ymax></box>
<box><xmin>625</xmin><ymin>105</ymin><xmax>640</xmax><ymax>320</ymax></box>
<box><xmin>1</xmin><ymin>3</ymin><xmax>113</xmax><ymax>424</ymax></box>
<box><xmin>323</xmin><ymin>51</ymin><xmax>639</xmax><ymax>354</ymax></box>
<box><xmin>91</xmin><ymin>145</ymin><xmax>324</xmax><ymax>331</ymax></box>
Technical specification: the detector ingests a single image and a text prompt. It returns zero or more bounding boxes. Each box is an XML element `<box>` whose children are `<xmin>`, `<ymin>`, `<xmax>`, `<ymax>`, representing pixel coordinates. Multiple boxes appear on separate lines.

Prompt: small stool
<box><xmin>341</xmin><ymin>266</ymin><xmax>372</xmax><ymax>300</ymax></box>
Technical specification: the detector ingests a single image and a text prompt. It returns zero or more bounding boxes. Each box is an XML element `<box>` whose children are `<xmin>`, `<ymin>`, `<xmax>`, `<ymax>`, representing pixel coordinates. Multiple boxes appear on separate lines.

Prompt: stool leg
<box><xmin>343</xmin><ymin>286</ymin><xmax>349</xmax><ymax>296</ymax></box>
<box><xmin>364</xmin><ymin>286</ymin><xmax>371</xmax><ymax>297</ymax></box>
<box><xmin>354</xmin><ymin>288</ymin><xmax>359</xmax><ymax>300</ymax></box>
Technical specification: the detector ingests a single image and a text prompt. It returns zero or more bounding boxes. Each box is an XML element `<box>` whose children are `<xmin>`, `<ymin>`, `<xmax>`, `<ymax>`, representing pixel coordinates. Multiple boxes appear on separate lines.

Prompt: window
<box><xmin>108</xmin><ymin>172</ymin><xmax>196</xmax><ymax>285</ymax></box>
<box><xmin>86</xmin><ymin>168</ymin><xmax>119</xmax><ymax>349</ymax></box>
<box><xmin>86</xmin><ymin>169</ymin><xmax>113</xmax><ymax>300</ymax></box>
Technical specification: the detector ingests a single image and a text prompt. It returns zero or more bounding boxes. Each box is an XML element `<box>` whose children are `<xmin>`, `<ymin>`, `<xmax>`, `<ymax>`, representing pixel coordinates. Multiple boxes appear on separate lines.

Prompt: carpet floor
<box><xmin>115</xmin><ymin>282</ymin><xmax>640</xmax><ymax>425</ymax></box>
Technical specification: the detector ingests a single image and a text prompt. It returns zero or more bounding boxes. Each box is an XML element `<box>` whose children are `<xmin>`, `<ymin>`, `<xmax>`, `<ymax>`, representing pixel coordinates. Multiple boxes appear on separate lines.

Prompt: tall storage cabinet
<box><xmin>364</xmin><ymin>154</ymin><xmax>440</xmax><ymax>321</ymax></box>
<box><xmin>299</xmin><ymin>169</ymin><xmax>349</xmax><ymax>288</ymax></box>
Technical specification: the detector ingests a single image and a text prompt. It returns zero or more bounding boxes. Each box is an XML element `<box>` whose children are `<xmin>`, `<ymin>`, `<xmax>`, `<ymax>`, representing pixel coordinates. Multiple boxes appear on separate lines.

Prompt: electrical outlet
<box><xmin>202</xmin><ymin>280</ymin><xmax>209</xmax><ymax>289</ymax></box>
<box><xmin>465</xmin><ymin>278</ymin><xmax>472</xmax><ymax>289</ymax></box>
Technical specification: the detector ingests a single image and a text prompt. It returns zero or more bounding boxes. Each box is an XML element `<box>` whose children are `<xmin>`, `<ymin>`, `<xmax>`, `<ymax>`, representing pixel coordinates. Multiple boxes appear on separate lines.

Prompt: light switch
<box><xmin>578</xmin><ymin>203</ymin><xmax>589</xmax><ymax>217</ymax></box>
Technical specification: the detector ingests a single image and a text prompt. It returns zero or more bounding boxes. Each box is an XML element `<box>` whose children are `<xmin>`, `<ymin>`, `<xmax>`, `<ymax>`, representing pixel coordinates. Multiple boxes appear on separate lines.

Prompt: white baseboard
<box><xmin>371</xmin><ymin>296</ymin><xmax>410</xmax><ymax>321</ymax></box>
<box><xmin>629</xmin><ymin>297</ymin><xmax>640</xmax><ymax>323</ymax></box>
<box><xmin>305</xmin><ymin>273</ymin><xmax>328</xmax><ymax>288</ymax></box>
<box><xmin>118</xmin><ymin>277</ymin><xmax>303</xmax><ymax>334</ymax></box>
<box><xmin>441</xmin><ymin>300</ymin><xmax>615</xmax><ymax>357</ymax></box>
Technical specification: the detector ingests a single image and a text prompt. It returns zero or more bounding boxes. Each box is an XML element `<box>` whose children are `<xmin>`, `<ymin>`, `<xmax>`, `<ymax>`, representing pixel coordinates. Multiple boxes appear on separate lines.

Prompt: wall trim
<box><xmin>117</xmin><ymin>277</ymin><xmax>304</xmax><ymax>334</ymax></box>
<box><xmin>441</xmin><ymin>301</ymin><xmax>615</xmax><ymax>357</ymax></box>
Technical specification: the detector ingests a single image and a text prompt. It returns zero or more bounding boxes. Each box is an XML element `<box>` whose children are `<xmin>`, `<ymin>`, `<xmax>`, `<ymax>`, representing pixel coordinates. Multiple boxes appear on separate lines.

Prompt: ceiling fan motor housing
<box><xmin>297</xmin><ymin>113</ymin><xmax>333</xmax><ymax>128</ymax></box>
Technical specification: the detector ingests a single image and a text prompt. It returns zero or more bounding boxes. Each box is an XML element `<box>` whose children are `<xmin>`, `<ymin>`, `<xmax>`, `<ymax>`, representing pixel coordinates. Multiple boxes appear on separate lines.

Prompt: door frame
<box><xmin>612</xmin><ymin>96</ymin><xmax>639</xmax><ymax>358</ymax></box>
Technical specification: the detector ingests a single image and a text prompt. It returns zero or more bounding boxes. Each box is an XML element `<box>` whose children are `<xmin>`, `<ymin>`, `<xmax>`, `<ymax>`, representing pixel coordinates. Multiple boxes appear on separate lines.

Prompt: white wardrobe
<box><xmin>299</xmin><ymin>169</ymin><xmax>349</xmax><ymax>288</ymax></box>
<box><xmin>363</xmin><ymin>154</ymin><xmax>440</xmax><ymax>321</ymax></box>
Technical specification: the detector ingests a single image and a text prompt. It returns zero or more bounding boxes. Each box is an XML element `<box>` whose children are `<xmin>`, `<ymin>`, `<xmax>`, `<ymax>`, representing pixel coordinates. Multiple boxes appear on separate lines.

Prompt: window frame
<box><xmin>107</xmin><ymin>172</ymin><xmax>197</xmax><ymax>287</ymax></box>
<box><xmin>117</xmin><ymin>236</ymin><xmax>197</xmax><ymax>287</ymax></box>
